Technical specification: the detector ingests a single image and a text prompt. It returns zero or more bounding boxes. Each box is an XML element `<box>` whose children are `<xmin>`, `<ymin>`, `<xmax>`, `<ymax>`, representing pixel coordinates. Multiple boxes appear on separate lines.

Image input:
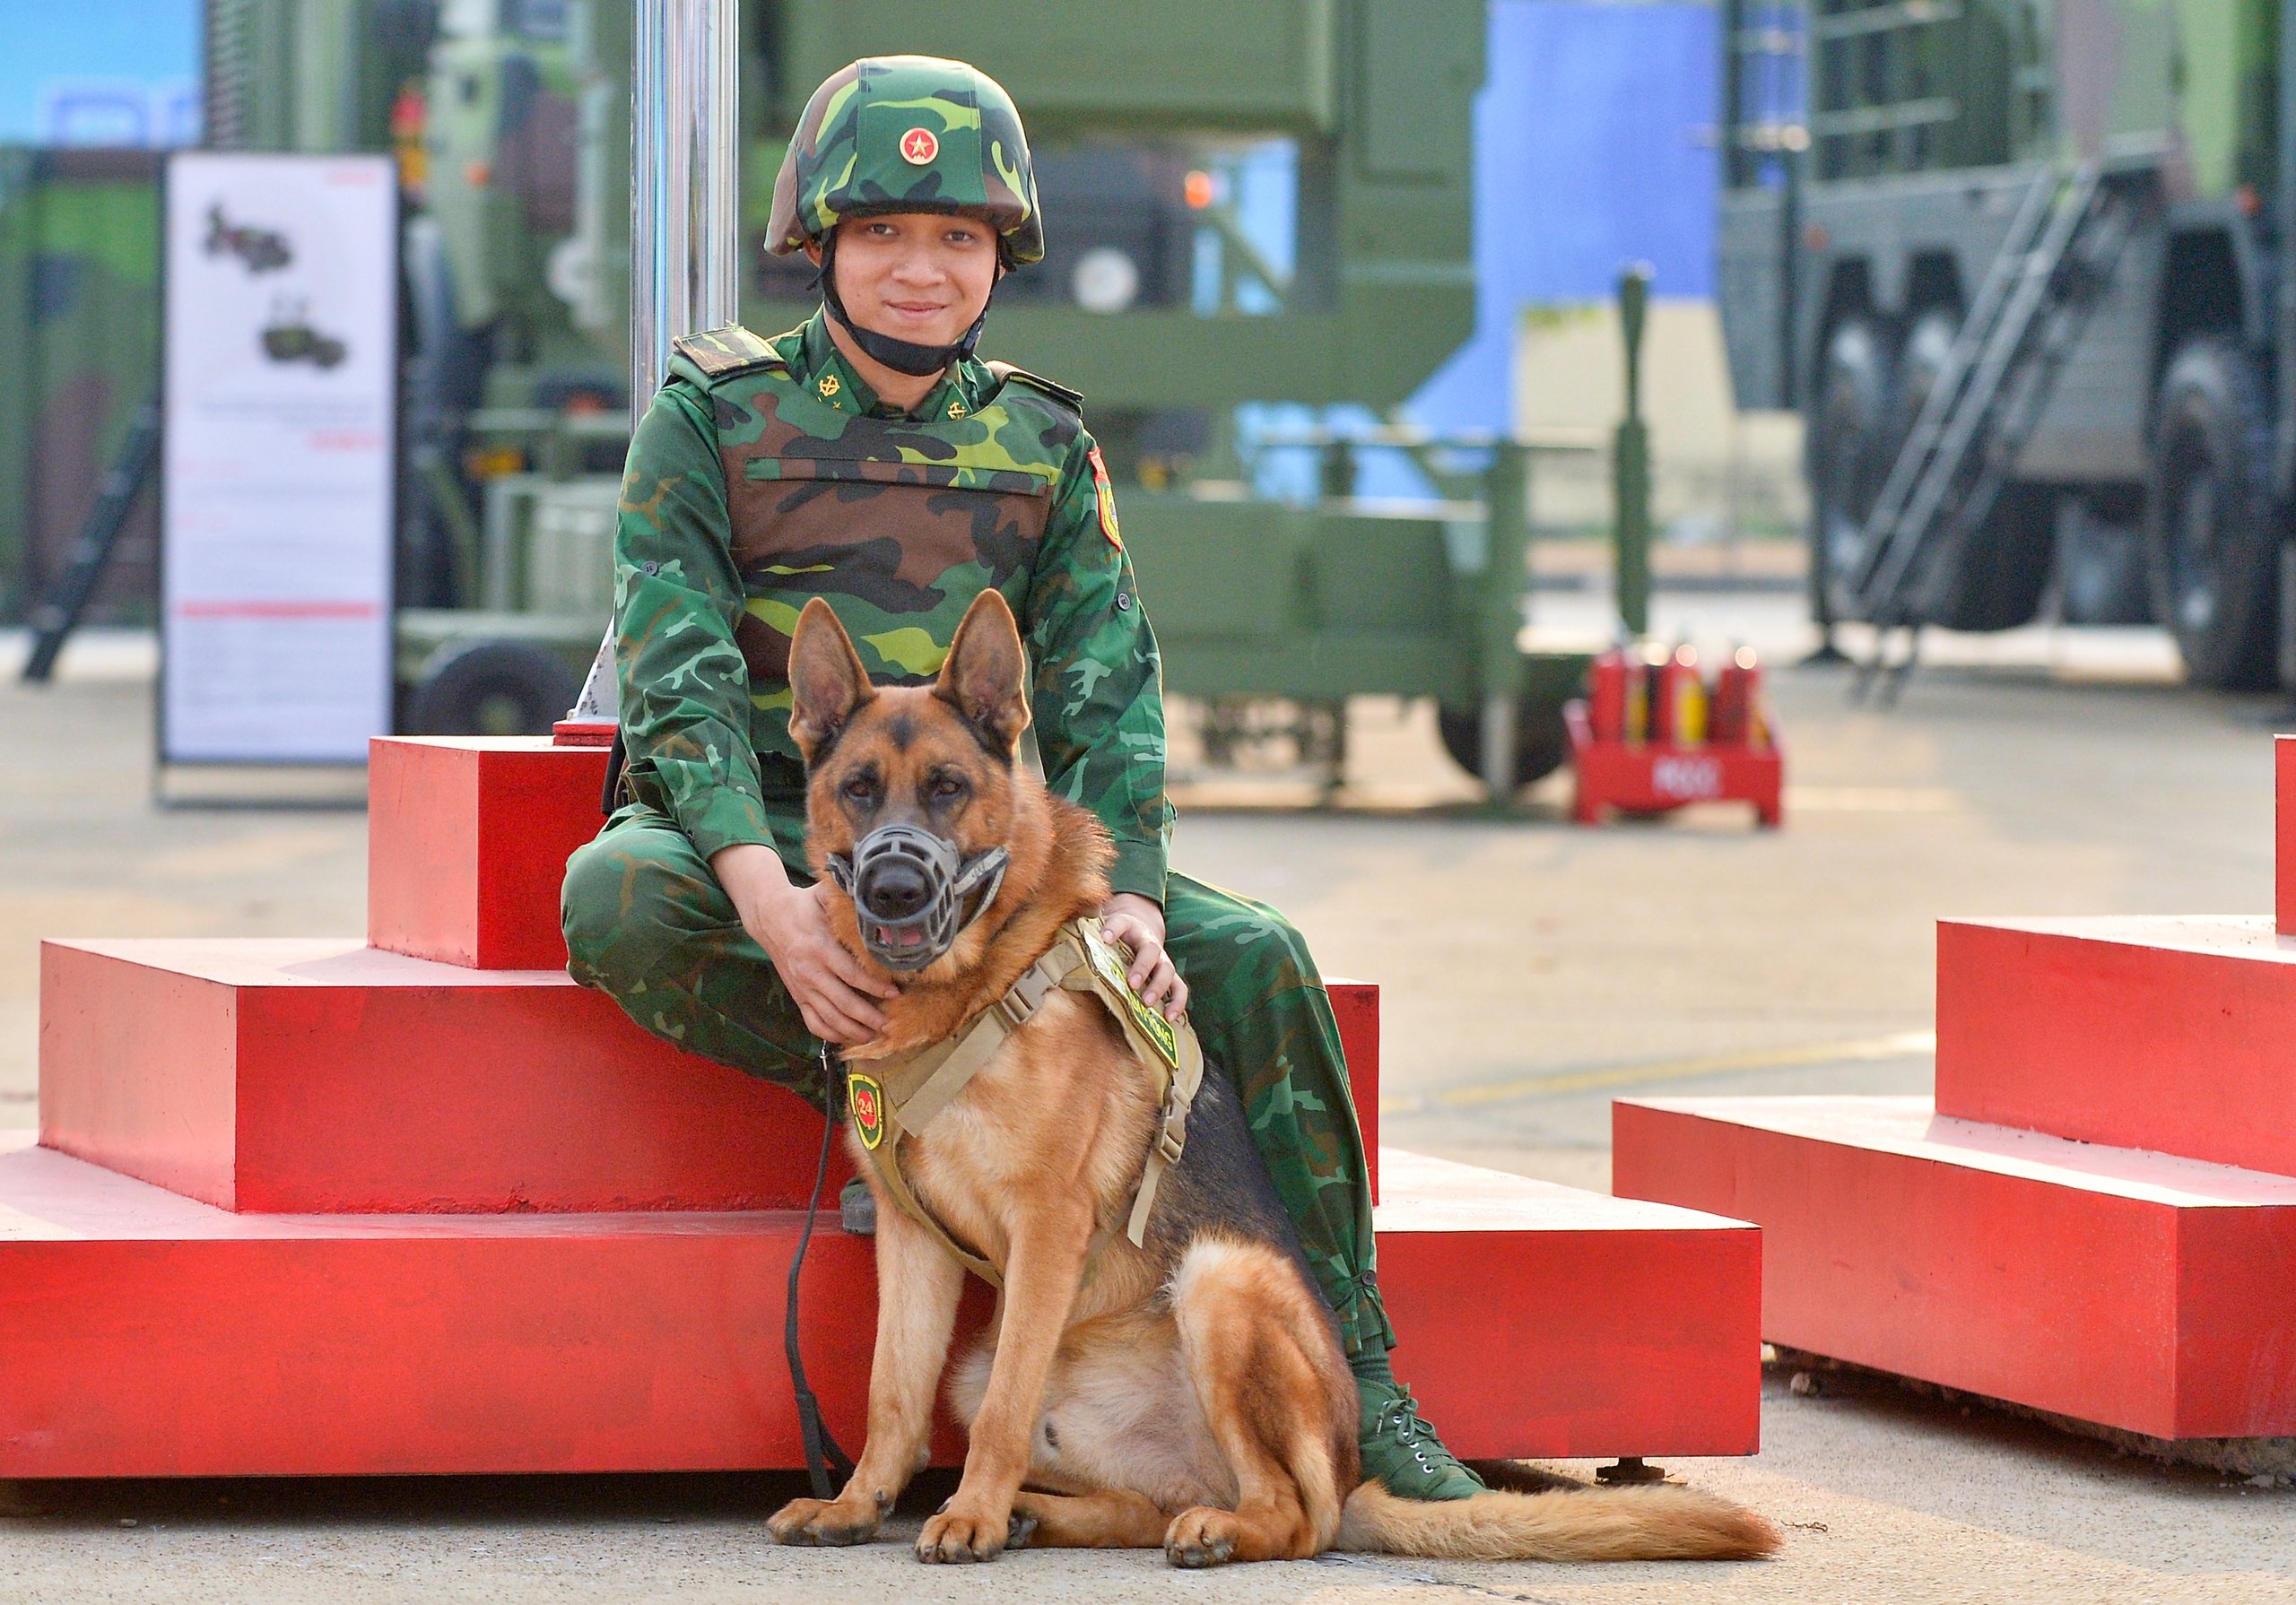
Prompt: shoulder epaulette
<box><xmin>986</xmin><ymin>360</ymin><xmax>1084</xmax><ymax>413</ymax></box>
<box><xmin>670</xmin><ymin>325</ymin><xmax>785</xmax><ymax>379</ymax></box>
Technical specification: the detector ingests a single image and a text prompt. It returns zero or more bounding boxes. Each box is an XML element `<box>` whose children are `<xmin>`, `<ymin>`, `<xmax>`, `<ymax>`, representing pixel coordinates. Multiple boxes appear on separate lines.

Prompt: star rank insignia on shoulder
<box><xmin>1088</xmin><ymin>446</ymin><xmax>1123</xmax><ymax>550</ymax></box>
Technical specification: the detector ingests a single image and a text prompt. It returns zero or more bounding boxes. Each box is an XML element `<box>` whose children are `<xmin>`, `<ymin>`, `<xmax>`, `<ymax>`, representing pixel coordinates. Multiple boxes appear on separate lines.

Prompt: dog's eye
<box><xmin>930</xmin><ymin>775</ymin><xmax>966</xmax><ymax>801</ymax></box>
<box><xmin>842</xmin><ymin>775</ymin><xmax>876</xmax><ymax>802</ymax></box>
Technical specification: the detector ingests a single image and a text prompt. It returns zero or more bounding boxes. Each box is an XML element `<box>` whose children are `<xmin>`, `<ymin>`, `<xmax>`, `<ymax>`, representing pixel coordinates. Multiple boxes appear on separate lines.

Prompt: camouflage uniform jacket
<box><xmin>613</xmin><ymin>311</ymin><xmax>1173</xmax><ymax>902</ymax></box>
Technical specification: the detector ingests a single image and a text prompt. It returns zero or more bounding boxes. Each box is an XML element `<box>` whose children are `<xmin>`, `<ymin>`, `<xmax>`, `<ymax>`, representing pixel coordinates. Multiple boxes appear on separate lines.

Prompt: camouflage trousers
<box><xmin>560</xmin><ymin>803</ymin><xmax>1394</xmax><ymax>1359</ymax></box>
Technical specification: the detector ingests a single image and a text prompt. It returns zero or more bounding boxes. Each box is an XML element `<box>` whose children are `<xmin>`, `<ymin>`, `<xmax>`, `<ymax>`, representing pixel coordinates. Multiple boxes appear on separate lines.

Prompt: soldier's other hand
<box><xmin>716</xmin><ymin>845</ymin><xmax>897</xmax><ymax>1044</ymax></box>
<box><xmin>1101</xmin><ymin>893</ymin><xmax>1187</xmax><ymax>1022</ymax></box>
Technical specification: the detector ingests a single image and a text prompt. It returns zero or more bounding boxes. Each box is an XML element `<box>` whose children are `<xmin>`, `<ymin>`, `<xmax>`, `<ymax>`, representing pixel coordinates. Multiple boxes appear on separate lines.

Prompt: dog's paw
<box><xmin>766</xmin><ymin>1493</ymin><xmax>883</xmax><ymax>1547</ymax></box>
<box><xmin>1163</xmin><ymin>1506</ymin><xmax>1239</xmax><ymax>1569</ymax></box>
<box><xmin>915</xmin><ymin>1503</ymin><xmax>1013</xmax><ymax>1564</ymax></box>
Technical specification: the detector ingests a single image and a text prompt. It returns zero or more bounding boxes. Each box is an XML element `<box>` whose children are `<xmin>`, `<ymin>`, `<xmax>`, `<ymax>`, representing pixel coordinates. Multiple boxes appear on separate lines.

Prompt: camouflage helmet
<box><xmin>768</xmin><ymin>56</ymin><xmax>1044</xmax><ymax>266</ymax></box>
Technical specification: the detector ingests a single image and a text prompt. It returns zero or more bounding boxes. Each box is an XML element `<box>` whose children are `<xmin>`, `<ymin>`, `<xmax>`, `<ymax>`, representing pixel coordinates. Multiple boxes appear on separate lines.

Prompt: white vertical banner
<box><xmin>161</xmin><ymin>152</ymin><xmax>397</xmax><ymax>764</ymax></box>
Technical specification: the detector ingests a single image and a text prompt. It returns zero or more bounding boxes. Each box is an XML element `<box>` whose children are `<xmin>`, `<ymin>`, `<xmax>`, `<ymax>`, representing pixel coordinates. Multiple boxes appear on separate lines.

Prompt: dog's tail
<box><xmin>1336</xmin><ymin>1479</ymin><xmax>1781</xmax><ymax>1563</ymax></box>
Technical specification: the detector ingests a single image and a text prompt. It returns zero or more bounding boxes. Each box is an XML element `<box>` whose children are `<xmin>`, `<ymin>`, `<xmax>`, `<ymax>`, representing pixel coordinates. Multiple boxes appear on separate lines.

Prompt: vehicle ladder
<box><xmin>1848</xmin><ymin>166</ymin><xmax>2140</xmax><ymax>703</ymax></box>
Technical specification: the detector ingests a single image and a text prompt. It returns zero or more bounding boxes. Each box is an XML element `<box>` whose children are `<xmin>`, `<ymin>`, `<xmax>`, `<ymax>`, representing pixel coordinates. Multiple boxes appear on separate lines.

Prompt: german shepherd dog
<box><xmin>766</xmin><ymin>590</ymin><xmax>1780</xmax><ymax>1567</ymax></box>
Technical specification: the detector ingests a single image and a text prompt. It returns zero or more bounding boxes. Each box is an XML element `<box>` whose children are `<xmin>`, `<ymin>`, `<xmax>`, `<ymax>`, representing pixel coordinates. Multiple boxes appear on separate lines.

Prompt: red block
<box><xmin>1935</xmin><ymin>915</ymin><xmax>2296</xmax><ymax>1177</ymax></box>
<box><xmin>1613</xmin><ymin>1096</ymin><xmax>2296</xmax><ymax>1441</ymax></box>
<box><xmin>39</xmin><ymin>937</ymin><xmax>1384</xmax><ymax>1217</ymax></box>
<box><xmin>2281</xmin><ymin>736</ymin><xmax>2296</xmax><ymax>934</ymax></box>
<box><xmin>367</xmin><ymin>736</ymin><xmax>608</xmax><ymax>970</ymax></box>
<box><xmin>39</xmin><ymin>938</ymin><xmax>849</xmax><ymax>1213</ymax></box>
<box><xmin>1374</xmin><ymin>1151</ymin><xmax>1761</xmax><ymax>1459</ymax></box>
<box><xmin>0</xmin><ymin>1134</ymin><xmax>876</xmax><ymax>1479</ymax></box>
<box><xmin>1328</xmin><ymin>979</ymin><xmax>1379</xmax><ymax>1201</ymax></box>
<box><xmin>0</xmin><ymin>1132</ymin><xmax>1761</xmax><ymax>1478</ymax></box>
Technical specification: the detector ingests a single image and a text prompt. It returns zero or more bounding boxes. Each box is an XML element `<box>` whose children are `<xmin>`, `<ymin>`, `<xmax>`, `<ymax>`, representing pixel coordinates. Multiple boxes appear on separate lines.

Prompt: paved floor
<box><xmin>0</xmin><ymin>609</ymin><xmax>2290</xmax><ymax>1600</ymax></box>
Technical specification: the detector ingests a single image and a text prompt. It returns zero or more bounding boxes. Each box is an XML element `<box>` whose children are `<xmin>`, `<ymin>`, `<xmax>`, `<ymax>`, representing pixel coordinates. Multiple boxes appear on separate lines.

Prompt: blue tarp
<box><xmin>1407</xmin><ymin>0</ymin><xmax>1720</xmax><ymax>437</ymax></box>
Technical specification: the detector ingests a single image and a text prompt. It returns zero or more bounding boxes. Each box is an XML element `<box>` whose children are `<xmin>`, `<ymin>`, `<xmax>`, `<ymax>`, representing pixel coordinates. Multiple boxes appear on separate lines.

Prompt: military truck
<box><xmin>1718</xmin><ymin>1</ymin><xmax>2296</xmax><ymax>689</ymax></box>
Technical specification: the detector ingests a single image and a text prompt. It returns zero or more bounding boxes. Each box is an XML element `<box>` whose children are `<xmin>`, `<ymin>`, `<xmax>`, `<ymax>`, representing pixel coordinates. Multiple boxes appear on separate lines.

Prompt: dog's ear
<box><xmin>934</xmin><ymin>589</ymin><xmax>1031</xmax><ymax>756</ymax></box>
<box><xmin>788</xmin><ymin>598</ymin><xmax>875</xmax><ymax>761</ymax></box>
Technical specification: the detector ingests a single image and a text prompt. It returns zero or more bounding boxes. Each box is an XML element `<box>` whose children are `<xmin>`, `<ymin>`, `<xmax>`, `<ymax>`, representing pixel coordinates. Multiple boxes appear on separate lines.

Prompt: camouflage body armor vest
<box><xmin>666</xmin><ymin>326</ymin><xmax>1083</xmax><ymax>768</ymax></box>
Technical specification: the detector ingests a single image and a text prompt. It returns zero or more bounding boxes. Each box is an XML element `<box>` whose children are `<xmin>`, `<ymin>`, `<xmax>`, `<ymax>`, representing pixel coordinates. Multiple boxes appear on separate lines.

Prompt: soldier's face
<box><xmin>814</xmin><ymin>214</ymin><xmax>998</xmax><ymax>349</ymax></box>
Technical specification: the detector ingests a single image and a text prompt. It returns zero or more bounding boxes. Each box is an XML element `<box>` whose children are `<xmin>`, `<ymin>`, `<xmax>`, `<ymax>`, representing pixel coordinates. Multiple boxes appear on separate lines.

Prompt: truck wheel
<box><xmin>1437</xmin><ymin>699</ymin><xmax>1570</xmax><ymax>789</ymax></box>
<box><xmin>405</xmin><ymin>638</ymin><xmax>579</xmax><ymax>736</ymax></box>
<box><xmin>2148</xmin><ymin>337</ymin><xmax>2280</xmax><ymax>689</ymax></box>
<box><xmin>1887</xmin><ymin>309</ymin><xmax>2053</xmax><ymax>631</ymax></box>
<box><xmin>1810</xmin><ymin>316</ymin><xmax>1898</xmax><ymax>624</ymax></box>
<box><xmin>1925</xmin><ymin>482</ymin><xmax>2056</xmax><ymax>630</ymax></box>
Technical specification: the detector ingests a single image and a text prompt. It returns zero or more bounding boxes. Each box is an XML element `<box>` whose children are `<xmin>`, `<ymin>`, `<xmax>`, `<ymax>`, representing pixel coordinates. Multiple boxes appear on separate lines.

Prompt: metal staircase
<box><xmin>1848</xmin><ymin>167</ymin><xmax>2140</xmax><ymax>702</ymax></box>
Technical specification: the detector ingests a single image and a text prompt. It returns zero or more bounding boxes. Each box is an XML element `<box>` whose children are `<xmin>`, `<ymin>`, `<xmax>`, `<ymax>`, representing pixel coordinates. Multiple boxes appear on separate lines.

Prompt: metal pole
<box><xmin>1613</xmin><ymin>265</ymin><xmax>1654</xmax><ymax>641</ymax></box>
<box><xmin>570</xmin><ymin>0</ymin><xmax>740</xmax><ymax>724</ymax></box>
<box><xmin>1478</xmin><ymin>439</ymin><xmax>1532</xmax><ymax>803</ymax></box>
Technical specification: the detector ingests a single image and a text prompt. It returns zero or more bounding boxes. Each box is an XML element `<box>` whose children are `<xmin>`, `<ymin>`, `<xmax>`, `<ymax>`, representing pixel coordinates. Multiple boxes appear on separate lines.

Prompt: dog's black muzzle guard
<box><xmin>826</xmin><ymin>823</ymin><xmax>1010</xmax><ymax>972</ymax></box>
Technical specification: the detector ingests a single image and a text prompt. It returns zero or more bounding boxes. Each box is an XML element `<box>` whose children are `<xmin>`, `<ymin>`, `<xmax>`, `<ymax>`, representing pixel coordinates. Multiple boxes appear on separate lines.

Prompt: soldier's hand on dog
<box><xmin>1102</xmin><ymin>892</ymin><xmax>1188</xmax><ymax>1022</ymax></box>
<box><xmin>714</xmin><ymin>843</ymin><xmax>900</xmax><ymax>1044</ymax></box>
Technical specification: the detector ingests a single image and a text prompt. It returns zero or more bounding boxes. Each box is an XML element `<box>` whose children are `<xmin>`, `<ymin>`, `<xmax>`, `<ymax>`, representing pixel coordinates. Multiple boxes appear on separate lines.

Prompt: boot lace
<box><xmin>1370</xmin><ymin>1387</ymin><xmax>1449</xmax><ymax>1473</ymax></box>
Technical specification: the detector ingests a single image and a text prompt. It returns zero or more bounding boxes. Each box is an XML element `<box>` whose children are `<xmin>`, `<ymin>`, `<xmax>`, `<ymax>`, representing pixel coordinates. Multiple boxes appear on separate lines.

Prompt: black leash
<box><xmin>786</xmin><ymin>1045</ymin><xmax>856</xmax><ymax>1499</ymax></box>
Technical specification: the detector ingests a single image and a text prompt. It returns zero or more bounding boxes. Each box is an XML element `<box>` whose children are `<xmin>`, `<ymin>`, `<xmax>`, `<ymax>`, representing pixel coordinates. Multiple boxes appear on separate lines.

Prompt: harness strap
<box><xmin>1126</xmin><ymin>1019</ymin><xmax>1203</xmax><ymax>1246</ymax></box>
<box><xmin>848</xmin><ymin>918</ymin><xmax>1203</xmax><ymax>1289</ymax></box>
<box><xmin>864</xmin><ymin>1115</ymin><xmax>1005</xmax><ymax>1287</ymax></box>
<box><xmin>879</xmin><ymin>938</ymin><xmax>1080</xmax><ymax>1134</ymax></box>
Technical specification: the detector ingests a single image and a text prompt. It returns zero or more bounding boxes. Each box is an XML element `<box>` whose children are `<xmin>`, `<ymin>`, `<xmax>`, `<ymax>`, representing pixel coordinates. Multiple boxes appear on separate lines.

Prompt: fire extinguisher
<box><xmin>1589</xmin><ymin>647</ymin><xmax>1630</xmax><ymax>742</ymax></box>
<box><xmin>1712</xmin><ymin>646</ymin><xmax>1764</xmax><ymax>747</ymax></box>
<box><xmin>1651</xmin><ymin>644</ymin><xmax>1704</xmax><ymax>746</ymax></box>
<box><xmin>1631</xmin><ymin>643</ymin><xmax>1668</xmax><ymax>742</ymax></box>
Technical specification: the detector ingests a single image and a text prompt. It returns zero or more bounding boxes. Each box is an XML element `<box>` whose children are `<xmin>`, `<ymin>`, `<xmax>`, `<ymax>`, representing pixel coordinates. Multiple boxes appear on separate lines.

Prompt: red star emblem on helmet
<box><xmin>900</xmin><ymin>126</ymin><xmax>939</xmax><ymax>165</ymax></box>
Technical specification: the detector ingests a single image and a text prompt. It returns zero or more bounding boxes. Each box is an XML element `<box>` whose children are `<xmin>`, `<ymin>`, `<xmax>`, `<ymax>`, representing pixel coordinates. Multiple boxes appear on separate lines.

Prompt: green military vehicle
<box><xmin>1718</xmin><ymin>1</ymin><xmax>2295</xmax><ymax>689</ymax></box>
<box><xmin>190</xmin><ymin>0</ymin><xmax>1585</xmax><ymax>791</ymax></box>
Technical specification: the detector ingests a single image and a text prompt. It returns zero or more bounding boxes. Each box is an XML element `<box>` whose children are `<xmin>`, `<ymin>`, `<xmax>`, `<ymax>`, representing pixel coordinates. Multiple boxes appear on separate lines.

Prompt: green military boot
<box><xmin>1356</xmin><ymin>1378</ymin><xmax>1486</xmax><ymax>1501</ymax></box>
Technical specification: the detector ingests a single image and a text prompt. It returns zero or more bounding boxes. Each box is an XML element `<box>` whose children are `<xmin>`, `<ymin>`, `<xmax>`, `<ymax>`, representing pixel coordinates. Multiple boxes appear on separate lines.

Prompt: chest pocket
<box><xmin>729</xmin><ymin>457</ymin><xmax>1055</xmax><ymax>573</ymax></box>
<box><xmin>724</xmin><ymin>457</ymin><xmax>1057</xmax><ymax>689</ymax></box>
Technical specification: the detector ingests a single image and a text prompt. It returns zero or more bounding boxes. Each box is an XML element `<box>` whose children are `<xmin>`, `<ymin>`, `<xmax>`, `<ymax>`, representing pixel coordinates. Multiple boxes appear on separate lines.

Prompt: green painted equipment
<box><xmin>742</xmin><ymin>2</ymin><xmax>1582</xmax><ymax>794</ymax></box>
<box><xmin>29</xmin><ymin>1</ymin><xmax>1588</xmax><ymax>795</ymax></box>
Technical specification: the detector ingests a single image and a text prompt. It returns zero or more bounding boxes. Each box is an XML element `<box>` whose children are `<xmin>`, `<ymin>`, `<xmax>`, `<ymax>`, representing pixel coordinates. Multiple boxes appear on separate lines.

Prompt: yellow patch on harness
<box><xmin>1082</xmin><ymin>924</ymin><xmax>1179</xmax><ymax>1070</ymax></box>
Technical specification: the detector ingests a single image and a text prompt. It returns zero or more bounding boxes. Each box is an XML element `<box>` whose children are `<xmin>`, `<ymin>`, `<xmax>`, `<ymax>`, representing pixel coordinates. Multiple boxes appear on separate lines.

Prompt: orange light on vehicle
<box><xmin>1184</xmin><ymin>170</ymin><xmax>1214</xmax><ymax>210</ymax></box>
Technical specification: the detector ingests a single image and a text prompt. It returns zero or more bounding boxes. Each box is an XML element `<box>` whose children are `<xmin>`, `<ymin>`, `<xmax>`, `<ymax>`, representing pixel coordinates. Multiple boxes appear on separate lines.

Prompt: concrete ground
<box><xmin>1</xmin><ymin>602</ymin><xmax>2291</xmax><ymax>1601</ymax></box>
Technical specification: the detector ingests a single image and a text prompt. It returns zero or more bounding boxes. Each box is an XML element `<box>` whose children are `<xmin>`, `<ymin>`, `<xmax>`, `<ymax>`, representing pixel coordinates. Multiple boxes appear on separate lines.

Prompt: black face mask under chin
<box><xmin>815</xmin><ymin>230</ymin><xmax>996</xmax><ymax>378</ymax></box>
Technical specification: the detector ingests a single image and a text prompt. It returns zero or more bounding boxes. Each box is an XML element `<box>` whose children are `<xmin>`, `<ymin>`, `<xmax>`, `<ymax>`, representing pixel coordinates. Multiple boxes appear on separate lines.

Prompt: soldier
<box><xmin>561</xmin><ymin>54</ymin><xmax>1484</xmax><ymax>1502</ymax></box>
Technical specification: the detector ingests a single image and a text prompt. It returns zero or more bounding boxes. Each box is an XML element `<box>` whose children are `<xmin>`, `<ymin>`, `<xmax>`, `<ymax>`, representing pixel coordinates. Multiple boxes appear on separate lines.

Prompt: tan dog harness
<box><xmin>842</xmin><ymin>918</ymin><xmax>1205</xmax><ymax>1288</ymax></box>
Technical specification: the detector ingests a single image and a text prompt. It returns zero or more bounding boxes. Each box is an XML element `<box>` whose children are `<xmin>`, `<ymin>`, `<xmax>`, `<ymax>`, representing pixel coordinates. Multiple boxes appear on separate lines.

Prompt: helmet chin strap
<box><xmin>816</xmin><ymin>230</ymin><xmax>994</xmax><ymax>378</ymax></box>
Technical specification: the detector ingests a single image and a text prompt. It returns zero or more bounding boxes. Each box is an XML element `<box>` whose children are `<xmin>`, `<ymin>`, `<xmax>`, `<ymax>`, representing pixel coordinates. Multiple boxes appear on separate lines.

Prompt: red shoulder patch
<box><xmin>1088</xmin><ymin>447</ymin><xmax>1123</xmax><ymax>550</ymax></box>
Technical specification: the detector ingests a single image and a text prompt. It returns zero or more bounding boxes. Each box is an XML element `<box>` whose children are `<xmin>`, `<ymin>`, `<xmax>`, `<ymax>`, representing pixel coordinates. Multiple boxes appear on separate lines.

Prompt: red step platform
<box><xmin>0</xmin><ymin>1132</ymin><xmax>1756</xmax><ymax>1478</ymax></box>
<box><xmin>1614</xmin><ymin>1098</ymin><xmax>2296</xmax><ymax>1440</ymax></box>
<box><xmin>5</xmin><ymin>733</ymin><xmax>1762</xmax><ymax>1477</ymax></box>
<box><xmin>38</xmin><ymin>939</ymin><xmax>1379</xmax><ymax>1215</ymax></box>
<box><xmin>2279</xmin><ymin>736</ymin><xmax>2296</xmax><ymax>934</ymax></box>
<box><xmin>1613</xmin><ymin>733</ymin><xmax>2296</xmax><ymax>1446</ymax></box>
<box><xmin>38</xmin><ymin>938</ymin><xmax>853</xmax><ymax>1214</ymax></box>
<box><xmin>367</xmin><ymin>736</ymin><xmax>610</xmax><ymax>970</ymax></box>
<box><xmin>1935</xmin><ymin>915</ymin><xmax>2296</xmax><ymax>1179</ymax></box>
